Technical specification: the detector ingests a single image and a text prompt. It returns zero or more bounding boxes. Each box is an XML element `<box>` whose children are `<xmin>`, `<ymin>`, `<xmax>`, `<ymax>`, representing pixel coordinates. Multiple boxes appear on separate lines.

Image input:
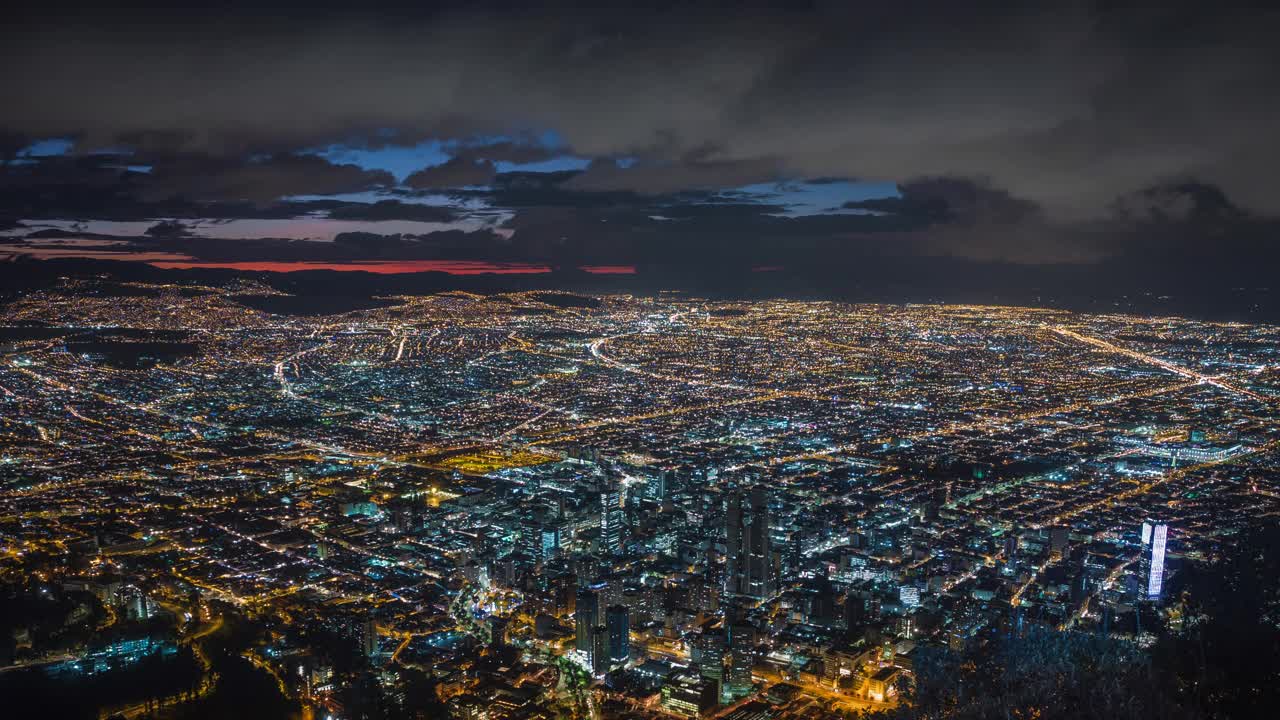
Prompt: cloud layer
<box><xmin>1</xmin><ymin>1</ymin><xmax>1278</xmax><ymax>278</ymax></box>
<box><xmin>5</xmin><ymin>3</ymin><xmax>1278</xmax><ymax>211</ymax></box>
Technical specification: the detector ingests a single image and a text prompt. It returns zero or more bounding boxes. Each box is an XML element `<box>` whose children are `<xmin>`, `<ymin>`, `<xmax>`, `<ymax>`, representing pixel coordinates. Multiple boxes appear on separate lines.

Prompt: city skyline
<box><xmin>3</xmin><ymin>2</ymin><xmax>1280</xmax><ymax>719</ymax></box>
<box><xmin>2</xmin><ymin>283</ymin><xmax>1278</xmax><ymax>718</ymax></box>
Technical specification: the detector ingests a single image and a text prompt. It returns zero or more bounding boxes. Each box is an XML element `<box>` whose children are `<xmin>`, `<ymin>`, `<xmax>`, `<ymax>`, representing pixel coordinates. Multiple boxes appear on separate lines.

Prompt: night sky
<box><xmin>2</xmin><ymin>1</ymin><xmax>1278</xmax><ymax>308</ymax></box>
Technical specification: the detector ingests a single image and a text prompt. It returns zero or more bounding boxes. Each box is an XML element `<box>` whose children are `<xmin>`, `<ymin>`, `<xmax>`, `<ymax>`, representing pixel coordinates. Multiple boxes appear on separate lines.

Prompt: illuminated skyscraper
<box><xmin>360</xmin><ymin>617</ymin><xmax>378</xmax><ymax>658</ymax></box>
<box><xmin>745</xmin><ymin>487</ymin><xmax>773</xmax><ymax>598</ymax></box>
<box><xmin>590</xmin><ymin>625</ymin><xmax>610</xmax><ymax>674</ymax></box>
<box><xmin>724</xmin><ymin>491</ymin><xmax>745</xmax><ymax>595</ymax></box>
<box><xmin>725</xmin><ymin>621</ymin><xmax>754</xmax><ymax>699</ymax></box>
<box><xmin>1139</xmin><ymin>520</ymin><xmax>1168</xmax><ymax>601</ymax></box>
<box><xmin>724</xmin><ymin>487</ymin><xmax>773</xmax><ymax>598</ymax></box>
<box><xmin>694</xmin><ymin>631</ymin><xmax>725</xmax><ymax>700</ymax></box>
<box><xmin>600</xmin><ymin>481</ymin><xmax>624</xmax><ymax>554</ymax></box>
<box><xmin>520</xmin><ymin>505</ymin><xmax>558</xmax><ymax>564</ymax></box>
<box><xmin>606</xmin><ymin>604</ymin><xmax>630</xmax><ymax>665</ymax></box>
<box><xmin>575</xmin><ymin>587</ymin><xmax>600</xmax><ymax>653</ymax></box>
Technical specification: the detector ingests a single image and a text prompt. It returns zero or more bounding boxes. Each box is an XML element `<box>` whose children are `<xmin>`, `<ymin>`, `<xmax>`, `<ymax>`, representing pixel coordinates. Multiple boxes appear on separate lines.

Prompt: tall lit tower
<box><xmin>606</xmin><ymin>604</ymin><xmax>630</xmax><ymax>665</ymax></box>
<box><xmin>520</xmin><ymin>505</ymin><xmax>558</xmax><ymax>564</ymax></box>
<box><xmin>600</xmin><ymin>480</ymin><xmax>624</xmax><ymax>554</ymax></box>
<box><xmin>725</xmin><ymin>621</ymin><xmax>754</xmax><ymax>699</ymax></box>
<box><xmin>724</xmin><ymin>486</ymin><xmax>773</xmax><ymax>599</ymax></box>
<box><xmin>724</xmin><ymin>491</ymin><xmax>745</xmax><ymax>595</ymax></box>
<box><xmin>360</xmin><ymin>617</ymin><xmax>378</xmax><ymax>658</ymax></box>
<box><xmin>575</xmin><ymin>587</ymin><xmax>600</xmax><ymax>653</ymax></box>
<box><xmin>745</xmin><ymin>486</ymin><xmax>773</xmax><ymax>598</ymax></box>
<box><xmin>1138</xmin><ymin>520</ymin><xmax>1168</xmax><ymax>602</ymax></box>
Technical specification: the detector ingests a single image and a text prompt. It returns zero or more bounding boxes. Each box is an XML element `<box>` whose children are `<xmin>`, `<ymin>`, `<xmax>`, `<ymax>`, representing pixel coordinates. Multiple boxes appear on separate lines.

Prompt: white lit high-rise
<box><xmin>1139</xmin><ymin>520</ymin><xmax>1168</xmax><ymax>601</ymax></box>
<box><xmin>600</xmin><ymin>481</ymin><xmax>624</xmax><ymax>554</ymax></box>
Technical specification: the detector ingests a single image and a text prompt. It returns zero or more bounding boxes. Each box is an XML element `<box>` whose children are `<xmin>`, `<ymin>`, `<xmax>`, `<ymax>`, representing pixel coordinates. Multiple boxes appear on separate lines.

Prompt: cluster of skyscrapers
<box><xmin>575</xmin><ymin>586</ymin><xmax>630</xmax><ymax>675</ymax></box>
<box><xmin>724</xmin><ymin>487</ymin><xmax>774</xmax><ymax>600</ymax></box>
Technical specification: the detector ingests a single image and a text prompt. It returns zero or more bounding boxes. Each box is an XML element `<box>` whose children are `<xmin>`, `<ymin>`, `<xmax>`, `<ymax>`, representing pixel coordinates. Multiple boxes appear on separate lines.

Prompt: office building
<box><xmin>590</xmin><ymin>625</ymin><xmax>610</xmax><ymax>675</ymax></box>
<box><xmin>694</xmin><ymin>631</ymin><xmax>725</xmax><ymax>700</ymax></box>
<box><xmin>601</xmin><ymin>481</ymin><xmax>624</xmax><ymax>554</ymax></box>
<box><xmin>606</xmin><ymin>604</ymin><xmax>629</xmax><ymax>665</ymax></box>
<box><xmin>661</xmin><ymin>671</ymin><xmax>718</xmax><ymax>718</ymax></box>
<box><xmin>725</xmin><ymin>486</ymin><xmax>773</xmax><ymax>598</ymax></box>
<box><xmin>575</xmin><ymin>587</ymin><xmax>600</xmax><ymax>653</ymax></box>
<box><xmin>726</xmin><ymin>621</ymin><xmax>754</xmax><ymax>699</ymax></box>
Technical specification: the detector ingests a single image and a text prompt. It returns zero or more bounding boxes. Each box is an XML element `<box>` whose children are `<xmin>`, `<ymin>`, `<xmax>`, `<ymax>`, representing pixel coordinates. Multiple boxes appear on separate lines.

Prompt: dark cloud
<box><xmin>847</xmin><ymin>178</ymin><xmax>1041</xmax><ymax>227</ymax></box>
<box><xmin>842</xmin><ymin>178</ymin><xmax>1106</xmax><ymax>263</ymax></box>
<box><xmin>3</xmin><ymin>2</ymin><xmax>1277</xmax><ymax>219</ymax></box>
<box><xmin>405</xmin><ymin>156</ymin><xmax>496</xmax><ymax>189</ymax></box>
<box><xmin>463</xmin><ymin>141</ymin><xmax>563</xmax><ymax>166</ymax></box>
<box><xmin>137</xmin><ymin>153</ymin><xmax>394</xmax><ymax>205</ymax></box>
<box><xmin>564</xmin><ymin>155</ymin><xmax>782</xmax><ymax>195</ymax></box>
<box><xmin>0</xmin><ymin>131</ymin><xmax>31</xmax><ymax>163</ymax></box>
<box><xmin>0</xmin><ymin>155</ymin><xmax>159</xmax><ymax>221</ymax></box>
<box><xmin>1</xmin><ymin>1</ymin><xmax>1278</xmax><ymax>288</ymax></box>
<box><xmin>0</xmin><ymin>153</ymin><xmax>463</xmax><ymax>223</ymax></box>
<box><xmin>405</xmin><ymin>141</ymin><xmax>561</xmax><ymax>189</ymax></box>
<box><xmin>1105</xmin><ymin>181</ymin><xmax>1278</xmax><ymax>275</ymax></box>
<box><xmin>479</xmin><ymin>171</ymin><xmax>645</xmax><ymax>209</ymax></box>
<box><xmin>325</xmin><ymin>199</ymin><xmax>456</xmax><ymax>223</ymax></box>
<box><xmin>143</xmin><ymin>219</ymin><xmax>196</xmax><ymax>239</ymax></box>
<box><xmin>1110</xmin><ymin>182</ymin><xmax>1244</xmax><ymax>227</ymax></box>
<box><xmin>493</xmin><ymin>194</ymin><xmax>945</xmax><ymax>270</ymax></box>
<box><xmin>844</xmin><ymin>194</ymin><xmax>949</xmax><ymax>223</ymax></box>
<box><xmin>655</xmin><ymin>202</ymin><xmax>790</xmax><ymax>220</ymax></box>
